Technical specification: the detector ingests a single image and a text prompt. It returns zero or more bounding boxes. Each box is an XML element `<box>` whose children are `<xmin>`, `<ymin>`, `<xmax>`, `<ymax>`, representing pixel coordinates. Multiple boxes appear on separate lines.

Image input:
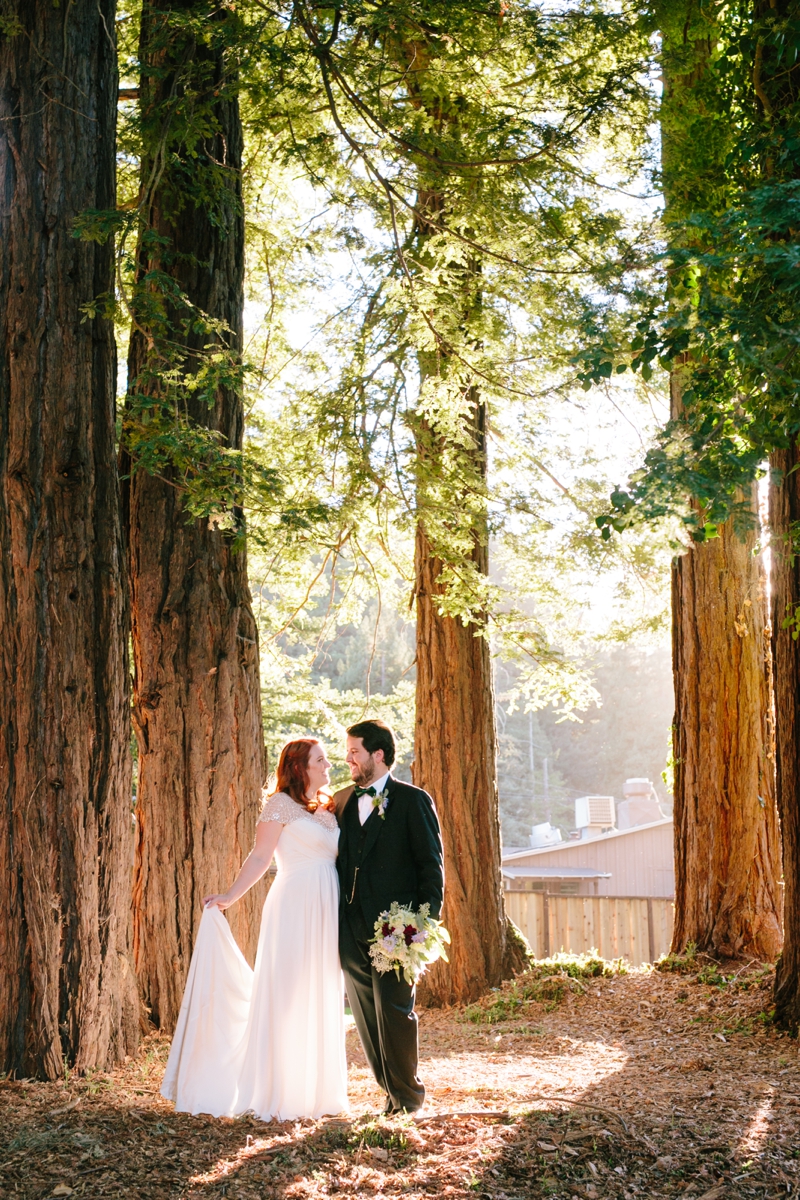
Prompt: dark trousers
<box><xmin>339</xmin><ymin>913</ymin><xmax>425</xmax><ymax>1113</ymax></box>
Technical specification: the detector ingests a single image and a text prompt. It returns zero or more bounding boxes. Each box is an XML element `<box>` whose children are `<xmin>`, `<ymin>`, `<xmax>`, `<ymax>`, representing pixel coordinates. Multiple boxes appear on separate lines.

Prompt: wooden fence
<box><xmin>504</xmin><ymin>893</ymin><xmax>674</xmax><ymax>967</ymax></box>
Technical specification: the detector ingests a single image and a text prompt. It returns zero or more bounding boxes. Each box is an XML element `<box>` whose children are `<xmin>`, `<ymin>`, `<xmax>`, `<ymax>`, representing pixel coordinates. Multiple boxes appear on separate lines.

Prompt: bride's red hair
<box><xmin>269</xmin><ymin>738</ymin><xmax>334</xmax><ymax>812</ymax></box>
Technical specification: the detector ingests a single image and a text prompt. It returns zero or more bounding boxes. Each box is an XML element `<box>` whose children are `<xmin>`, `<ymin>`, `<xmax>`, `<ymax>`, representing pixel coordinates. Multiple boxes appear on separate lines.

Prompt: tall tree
<box><xmin>281</xmin><ymin>6</ymin><xmax>529</xmax><ymax>1005</ymax></box>
<box><xmin>124</xmin><ymin>0</ymin><xmax>266</xmax><ymax>1032</ymax></box>
<box><xmin>402</xmin><ymin>67</ymin><xmax>526</xmax><ymax>1002</ymax></box>
<box><xmin>590</xmin><ymin>3</ymin><xmax>800</xmax><ymax>1008</ymax></box>
<box><xmin>670</xmin><ymin>496</ymin><xmax>781</xmax><ymax>958</ymax></box>
<box><xmin>414</xmin><ymin>429</ymin><xmax>523</xmax><ymax>1002</ymax></box>
<box><xmin>659</xmin><ymin>2</ymin><xmax>782</xmax><ymax>960</ymax></box>
<box><xmin>770</xmin><ymin>445</ymin><xmax>800</xmax><ymax>1026</ymax></box>
<box><xmin>756</xmin><ymin>0</ymin><xmax>800</xmax><ymax>1027</ymax></box>
<box><xmin>282</xmin><ymin>1</ymin><xmax>656</xmax><ymax>1000</ymax></box>
<box><xmin>0</xmin><ymin>3</ymin><xmax>138</xmax><ymax>1077</ymax></box>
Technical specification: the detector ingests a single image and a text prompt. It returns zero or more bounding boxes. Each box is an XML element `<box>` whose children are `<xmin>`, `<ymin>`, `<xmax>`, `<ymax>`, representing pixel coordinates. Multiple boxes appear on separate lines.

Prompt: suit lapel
<box><xmin>339</xmin><ymin>786</ymin><xmax>358</xmax><ymax>876</ymax></box>
<box><xmin>359</xmin><ymin>775</ymin><xmax>396</xmax><ymax>862</ymax></box>
<box><xmin>338</xmin><ymin>785</ymin><xmax>356</xmax><ymax>825</ymax></box>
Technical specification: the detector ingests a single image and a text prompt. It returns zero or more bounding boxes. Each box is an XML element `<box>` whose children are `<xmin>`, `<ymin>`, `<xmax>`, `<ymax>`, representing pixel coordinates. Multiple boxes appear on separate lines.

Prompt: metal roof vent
<box><xmin>574</xmin><ymin>795</ymin><xmax>616</xmax><ymax>838</ymax></box>
<box><xmin>623</xmin><ymin>777</ymin><xmax>657</xmax><ymax>799</ymax></box>
<box><xmin>529</xmin><ymin>821</ymin><xmax>563</xmax><ymax>849</ymax></box>
<box><xmin>618</xmin><ymin>778</ymin><xmax>663</xmax><ymax>829</ymax></box>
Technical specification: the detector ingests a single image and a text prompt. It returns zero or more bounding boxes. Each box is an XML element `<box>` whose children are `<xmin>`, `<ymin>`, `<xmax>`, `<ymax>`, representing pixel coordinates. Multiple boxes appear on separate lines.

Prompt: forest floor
<box><xmin>2</xmin><ymin>954</ymin><xmax>799</xmax><ymax>1200</ymax></box>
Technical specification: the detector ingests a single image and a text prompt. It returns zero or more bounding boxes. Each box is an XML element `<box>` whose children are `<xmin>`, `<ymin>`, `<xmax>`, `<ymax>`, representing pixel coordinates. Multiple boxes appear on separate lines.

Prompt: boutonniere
<box><xmin>372</xmin><ymin>792</ymin><xmax>390</xmax><ymax>820</ymax></box>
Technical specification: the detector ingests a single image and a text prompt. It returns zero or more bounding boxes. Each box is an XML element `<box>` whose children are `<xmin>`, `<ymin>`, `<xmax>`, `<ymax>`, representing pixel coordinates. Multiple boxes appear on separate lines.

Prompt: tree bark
<box><xmin>753</xmin><ymin>0</ymin><xmax>800</xmax><ymax>1031</ymax></box>
<box><xmin>124</xmin><ymin>1</ymin><xmax>266</xmax><ymax>1032</ymax></box>
<box><xmin>0</xmin><ymin>2</ymin><xmax>139</xmax><ymax>1078</ymax></box>
<box><xmin>412</xmin><ymin>382</ymin><xmax>529</xmax><ymax>1006</ymax></box>
<box><xmin>671</xmin><ymin>494</ymin><xmax>782</xmax><ymax>958</ymax></box>
<box><xmin>660</xmin><ymin>3</ymin><xmax>782</xmax><ymax>960</ymax></box>
<box><xmin>387</xmin><ymin>33</ymin><xmax>528</xmax><ymax>1003</ymax></box>
<box><xmin>770</xmin><ymin>445</ymin><xmax>800</xmax><ymax>1027</ymax></box>
<box><xmin>414</xmin><ymin>517</ymin><xmax>528</xmax><ymax>1006</ymax></box>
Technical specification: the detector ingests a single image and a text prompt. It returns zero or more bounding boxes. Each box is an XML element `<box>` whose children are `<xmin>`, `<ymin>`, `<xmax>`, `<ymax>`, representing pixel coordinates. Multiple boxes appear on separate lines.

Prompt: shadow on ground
<box><xmin>2</xmin><ymin>961</ymin><xmax>799</xmax><ymax>1199</ymax></box>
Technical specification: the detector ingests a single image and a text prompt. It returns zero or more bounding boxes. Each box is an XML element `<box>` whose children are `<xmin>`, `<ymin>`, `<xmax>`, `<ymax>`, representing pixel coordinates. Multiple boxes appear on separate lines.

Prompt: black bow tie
<box><xmin>353</xmin><ymin>785</ymin><xmax>377</xmax><ymax>799</ymax></box>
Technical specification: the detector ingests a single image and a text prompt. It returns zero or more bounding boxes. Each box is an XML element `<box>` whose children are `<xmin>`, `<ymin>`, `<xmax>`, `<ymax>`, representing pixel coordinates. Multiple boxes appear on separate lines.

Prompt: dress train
<box><xmin>160</xmin><ymin>795</ymin><xmax>348</xmax><ymax>1121</ymax></box>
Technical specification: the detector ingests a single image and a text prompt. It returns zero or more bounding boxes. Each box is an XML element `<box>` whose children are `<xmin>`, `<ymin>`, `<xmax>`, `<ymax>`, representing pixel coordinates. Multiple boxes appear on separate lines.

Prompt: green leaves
<box><xmin>105</xmin><ymin>0</ymin><xmax>678</xmax><ymax>729</ymax></box>
<box><xmin>71</xmin><ymin>207</ymin><xmax>131</xmax><ymax>245</ymax></box>
<box><xmin>0</xmin><ymin>15</ymin><xmax>23</xmax><ymax>38</ymax></box>
<box><xmin>580</xmin><ymin>6</ymin><xmax>800</xmax><ymax>537</ymax></box>
<box><xmin>782</xmin><ymin>604</ymin><xmax>800</xmax><ymax>643</ymax></box>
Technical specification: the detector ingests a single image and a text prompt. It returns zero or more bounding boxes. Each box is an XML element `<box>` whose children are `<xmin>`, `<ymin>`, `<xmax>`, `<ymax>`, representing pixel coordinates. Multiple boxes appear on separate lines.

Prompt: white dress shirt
<box><xmin>357</xmin><ymin>771</ymin><xmax>390</xmax><ymax>825</ymax></box>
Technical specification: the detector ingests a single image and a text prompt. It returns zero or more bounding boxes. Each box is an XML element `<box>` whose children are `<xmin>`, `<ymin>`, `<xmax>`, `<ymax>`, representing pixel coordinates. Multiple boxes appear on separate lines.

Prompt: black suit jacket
<box><xmin>335</xmin><ymin>776</ymin><xmax>444</xmax><ymax>935</ymax></box>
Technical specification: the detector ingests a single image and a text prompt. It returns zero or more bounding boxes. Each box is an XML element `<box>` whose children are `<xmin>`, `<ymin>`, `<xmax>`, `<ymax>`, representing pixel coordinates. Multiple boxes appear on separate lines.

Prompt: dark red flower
<box><xmin>382</xmin><ymin>922</ymin><xmax>392</xmax><ymax>938</ymax></box>
<box><xmin>403</xmin><ymin>924</ymin><xmax>417</xmax><ymax>946</ymax></box>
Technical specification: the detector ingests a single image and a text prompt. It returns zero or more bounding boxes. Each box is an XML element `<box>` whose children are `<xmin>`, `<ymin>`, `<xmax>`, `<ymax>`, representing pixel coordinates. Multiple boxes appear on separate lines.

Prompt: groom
<box><xmin>334</xmin><ymin>719</ymin><xmax>444</xmax><ymax>1115</ymax></box>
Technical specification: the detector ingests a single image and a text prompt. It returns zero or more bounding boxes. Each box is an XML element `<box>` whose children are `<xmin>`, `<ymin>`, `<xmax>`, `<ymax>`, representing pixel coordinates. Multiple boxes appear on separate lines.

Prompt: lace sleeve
<box><xmin>258</xmin><ymin>792</ymin><xmax>307</xmax><ymax>825</ymax></box>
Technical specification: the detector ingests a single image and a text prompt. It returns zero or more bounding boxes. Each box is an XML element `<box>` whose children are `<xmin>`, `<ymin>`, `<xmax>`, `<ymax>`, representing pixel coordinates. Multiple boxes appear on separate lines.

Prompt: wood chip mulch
<box><xmin>2</xmin><ymin>958</ymin><xmax>798</xmax><ymax>1199</ymax></box>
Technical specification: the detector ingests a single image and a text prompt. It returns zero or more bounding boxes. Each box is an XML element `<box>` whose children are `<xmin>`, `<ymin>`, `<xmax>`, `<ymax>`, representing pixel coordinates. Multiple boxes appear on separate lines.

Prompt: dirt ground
<box><xmin>2</xmin><ymin>957</ymin><xmax>799</xmax><ymax>1200</ymax></box>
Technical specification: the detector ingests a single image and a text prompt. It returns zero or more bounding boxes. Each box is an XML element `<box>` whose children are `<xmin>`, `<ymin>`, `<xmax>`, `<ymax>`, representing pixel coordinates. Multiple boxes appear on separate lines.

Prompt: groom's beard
<box><xmin>350</xmin><ymin>761</ymin><xmax>376</xmax><ymax>787</ymax></box>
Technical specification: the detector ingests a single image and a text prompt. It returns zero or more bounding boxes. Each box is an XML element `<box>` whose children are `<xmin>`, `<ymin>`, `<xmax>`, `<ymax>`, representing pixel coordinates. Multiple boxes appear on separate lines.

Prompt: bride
<box><xmin>160</xmin><ymin>738</ymin><xmax>349</xmax><ymax>1120</ymax></box>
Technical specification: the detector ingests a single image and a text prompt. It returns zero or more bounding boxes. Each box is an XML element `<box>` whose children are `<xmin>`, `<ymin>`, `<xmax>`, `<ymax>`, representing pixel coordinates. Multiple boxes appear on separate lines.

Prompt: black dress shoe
<box><xmin>383</xmin><ymin>1099</ymin><xmax>423</xmax><ymax>1116</ymax></box>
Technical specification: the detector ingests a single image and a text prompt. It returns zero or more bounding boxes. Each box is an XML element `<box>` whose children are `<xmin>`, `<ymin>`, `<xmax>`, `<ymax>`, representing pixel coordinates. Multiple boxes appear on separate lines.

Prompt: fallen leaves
<box><xmin>679</xmin><ymin>1056</ymin><xmax>713</xmax><ymax>1072</ymax></box>
<box><xmin>0</xmin><ymin>960</ymin><xmax>797</xmax><ymax>1199</ymax></box>
<box><xmin>47</xmin><ymin>1098</ymin><xmax>81</xmax><ymax>1117</ymax></box>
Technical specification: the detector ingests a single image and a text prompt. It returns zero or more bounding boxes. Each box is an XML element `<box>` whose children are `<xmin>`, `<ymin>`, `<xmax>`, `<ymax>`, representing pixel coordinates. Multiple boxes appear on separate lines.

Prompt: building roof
<box><xmin>501</xmin><ymin>865</ymin><xmax>611</xmax><ymax>880</ymax></box>
<box><xmin>501</xmin><ymin>818</ymin><xmax>673</xmax><ymax>863</ymax></box>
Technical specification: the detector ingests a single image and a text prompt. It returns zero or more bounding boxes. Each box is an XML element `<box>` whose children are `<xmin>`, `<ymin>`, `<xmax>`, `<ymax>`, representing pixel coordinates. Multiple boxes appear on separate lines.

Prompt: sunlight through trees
<box><xmin>3</xmin><ymin>0</ymin><xmax>800</xmax><ymax>1082</ymax></box>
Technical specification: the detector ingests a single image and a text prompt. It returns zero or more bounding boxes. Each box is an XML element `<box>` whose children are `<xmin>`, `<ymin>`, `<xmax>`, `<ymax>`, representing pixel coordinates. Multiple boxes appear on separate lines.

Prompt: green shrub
<box><xmin>347</xmin><ymin>1121</ymin><xmax>409</xmax><ymax>1150</ymax></box>
<box><xmin>463</xmin><ymin>951</ymin><xmax>627</xmax><ymax>1023</ymax></box>
<box><xmin>657</xmin><ymin>946</ymin><xmax>774</xmax><ymax>993</ymax></box>
<box><xmin>655</xmin><ymin>942</ymin><xmax>698</xmax><ymax>974</ymax></box>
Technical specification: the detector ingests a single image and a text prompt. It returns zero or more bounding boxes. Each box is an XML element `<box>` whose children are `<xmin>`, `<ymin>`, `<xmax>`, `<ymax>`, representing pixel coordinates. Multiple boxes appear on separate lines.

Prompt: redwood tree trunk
<box><xmin>386</xmin><ymin>16</ymin><xmax>530</xmax><ymax>1003</ymax></box>
<box><xmin>661</xmin><ymin>4</ymin><xmax>782</xmax><ymax>961</ymax></box>
<box><xmin>413</xmin><ymin>407</ymin><xmax>529</xmax><ymax>1006</ymax></box>
<box><xmin>399</xmin><ymin>96</ymin><xmax>527</xmax><ymax>1003</ymax></box>
<box><xmin>670</xmin><ymin>493</ymin><xmax>782</xmax><ymax>958</ymax></box>
<box><xmin>125</xmin><ymin>2</ymin><xmax>266</xmax><ymax>1032</ymax></box>
<box><xmin>757</xmin><ymin>0</ymin><xmax>800</xmax><ymax>1032</ymax></box>
<box><xmin>770</xmin><ymin>445</ymin><xmax>800</xmax><ymax>1027</ymax></box>
<box><xmin>0</xmin><ymin>2</ymin><xmax>139</xmax><ymax>1078</ymax></box>
<box><xmin>414</xmin><ymin>527</ymin><xmax>524</xmax><ymax>1005</ymax></box>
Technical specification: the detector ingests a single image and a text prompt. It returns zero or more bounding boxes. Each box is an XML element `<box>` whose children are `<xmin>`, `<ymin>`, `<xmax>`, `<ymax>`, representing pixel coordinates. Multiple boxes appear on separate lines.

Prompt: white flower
<box><xmin>368</xmin><ymin>901</ymin><xmax>451</xmax><ymax>984</ymax></box>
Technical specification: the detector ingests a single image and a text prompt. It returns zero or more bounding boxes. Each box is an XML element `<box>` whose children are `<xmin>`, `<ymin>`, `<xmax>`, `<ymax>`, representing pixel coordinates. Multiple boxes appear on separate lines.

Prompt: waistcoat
<box><xmin>343</xmin><ymin>794</ymin><xmax>376</xmax><ymax>936</ymax></box>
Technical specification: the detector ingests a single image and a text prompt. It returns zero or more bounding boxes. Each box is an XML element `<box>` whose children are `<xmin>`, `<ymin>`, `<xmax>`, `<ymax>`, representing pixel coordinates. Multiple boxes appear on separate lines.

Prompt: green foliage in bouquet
<box><xmin>369</xmin><ymin>903</ymin><xmax>451</xmax><ymax>986</ymax></box>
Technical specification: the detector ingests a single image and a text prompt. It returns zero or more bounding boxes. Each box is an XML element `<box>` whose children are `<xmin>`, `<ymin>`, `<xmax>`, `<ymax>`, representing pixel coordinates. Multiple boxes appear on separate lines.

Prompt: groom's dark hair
<box><xmin>347</xmin><ymin>719</ymin><xmax>396</xmax><ymax>768</ymax></box>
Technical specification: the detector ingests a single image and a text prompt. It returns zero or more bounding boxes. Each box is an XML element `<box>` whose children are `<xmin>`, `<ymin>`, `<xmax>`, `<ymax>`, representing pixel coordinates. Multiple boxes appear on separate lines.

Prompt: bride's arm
<box><xmin>203</xmin><ymin>819</ymin><xmax>283</xmax><ymax>910</ymax></box>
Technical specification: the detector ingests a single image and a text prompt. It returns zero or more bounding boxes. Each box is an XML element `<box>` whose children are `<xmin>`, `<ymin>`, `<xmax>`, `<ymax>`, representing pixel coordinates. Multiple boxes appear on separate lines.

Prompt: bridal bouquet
<box><xmin>369</xmin><ymin>902</ymin><xmax>450</xmax><ymax>985</ymax></box>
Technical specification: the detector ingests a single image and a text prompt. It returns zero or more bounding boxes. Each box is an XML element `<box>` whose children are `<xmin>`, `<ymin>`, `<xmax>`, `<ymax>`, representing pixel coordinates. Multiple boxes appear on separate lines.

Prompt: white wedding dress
<box><xmin>160</xmin><ymin>793</ymin><xmax>349</xmax><ymax>1121</ymax></box>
